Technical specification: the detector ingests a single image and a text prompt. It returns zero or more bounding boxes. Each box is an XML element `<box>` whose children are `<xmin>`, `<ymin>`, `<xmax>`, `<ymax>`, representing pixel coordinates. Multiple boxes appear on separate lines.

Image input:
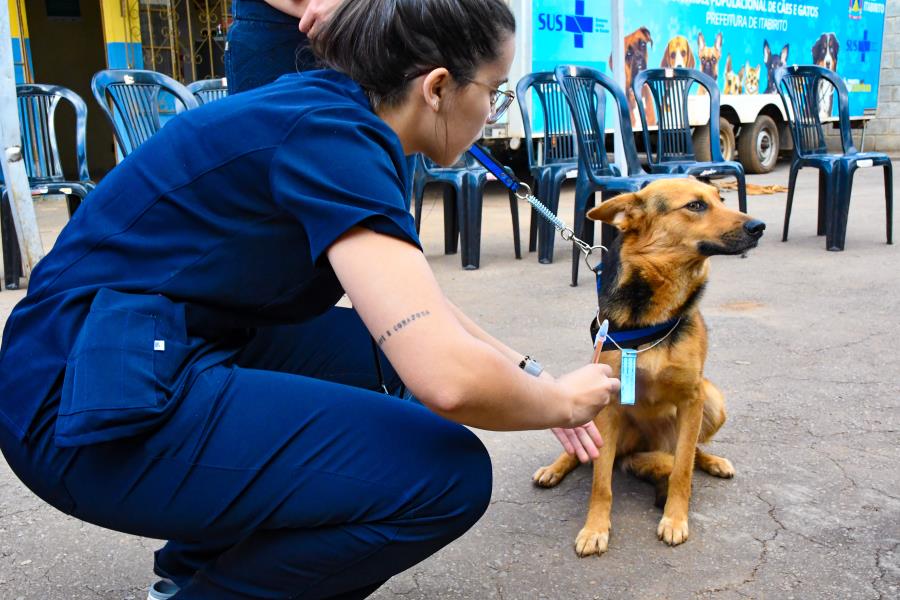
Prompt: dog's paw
<box><xmin>657</xmin><ymin>515</ymin><xmax>689</xmax><ymax>546</ymax></box>
<box><xmin>575</xmin><ymin>527</ymin><xmax>610</xmax><ymax>557</ymax></box>
<box><xmin>532</xmin><ymin>465</ymin><xmax>564</xmax><ymax>488</ymax></box>
<box><xmin>705</xmin><ymin>456</ymin><xmax>735</xmax><ymax>479</ymax></box>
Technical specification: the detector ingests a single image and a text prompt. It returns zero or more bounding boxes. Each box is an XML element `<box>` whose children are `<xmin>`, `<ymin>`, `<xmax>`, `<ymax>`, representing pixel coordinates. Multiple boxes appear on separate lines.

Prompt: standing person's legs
<box><xmin>225</xmin><ymin>0</ymin><xmax>317</xmax><ymax>95</ymax></box>
<box><xmin>60</xmin><ymin>364</ymin><xmax>491</xmax><ymax>599</ymax></box>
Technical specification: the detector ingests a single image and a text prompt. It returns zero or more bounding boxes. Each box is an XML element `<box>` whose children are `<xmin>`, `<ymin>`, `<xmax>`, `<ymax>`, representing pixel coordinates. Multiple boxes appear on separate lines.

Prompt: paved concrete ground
<box><xmin>1</xmin><ymin>162</ymin><xmax>898</xmax><ymax>599</ymax></box>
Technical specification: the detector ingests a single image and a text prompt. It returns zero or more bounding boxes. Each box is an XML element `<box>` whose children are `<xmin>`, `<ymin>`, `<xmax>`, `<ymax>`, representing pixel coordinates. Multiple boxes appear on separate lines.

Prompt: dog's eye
<box><xmin>685</xmin><ymin>200</ymin><xmax>708</xmax><ymax>212</ymax></box>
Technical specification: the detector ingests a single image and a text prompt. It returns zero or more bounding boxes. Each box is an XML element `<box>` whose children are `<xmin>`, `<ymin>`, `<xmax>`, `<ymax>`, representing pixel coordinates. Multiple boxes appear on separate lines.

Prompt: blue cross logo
<box><xmin>565</xmin><ymin>1</ymin><xmax>595</xmax><ymax>49</ymax></box>
<box><xmin>847</xmin><ymin>30</ymin><xmax>872</xmax><ymax>62</ymax></box>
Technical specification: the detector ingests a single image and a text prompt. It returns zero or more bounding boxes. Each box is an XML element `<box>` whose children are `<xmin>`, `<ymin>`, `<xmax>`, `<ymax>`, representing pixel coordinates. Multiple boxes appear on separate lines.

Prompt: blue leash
<box><xmin>467</xmin><ymin>143</ymin><xmax>605</xmax><ymax>274</ymax></box>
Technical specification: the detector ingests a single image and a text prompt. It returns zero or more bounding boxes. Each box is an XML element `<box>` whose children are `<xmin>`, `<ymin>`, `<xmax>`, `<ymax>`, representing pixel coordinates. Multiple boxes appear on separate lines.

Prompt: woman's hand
<box><xmin>298</xmin><ymin>0</ymin><xmax>345</xmax><ymax>36</ymax></box>
<box><xmin>262</xmin><ymin>0</ymin><xmax>344</xmax><ymax>36</ymax></box>
<box><xmin>555</xmin><ymin>363</ymin><xmax>620</xmax><ymax>427</ymax></box>
<box><xmin>551</xmin><ymin>421</ymin><xmax>605</xmax><ymax>463</ymax></box>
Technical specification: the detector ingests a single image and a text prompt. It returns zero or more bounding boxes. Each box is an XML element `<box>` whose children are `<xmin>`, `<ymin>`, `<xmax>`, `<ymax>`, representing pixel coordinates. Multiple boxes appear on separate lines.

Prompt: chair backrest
<box><xmin>773</xmin><ymin>64</ymin><xmax>855</xmax><ymax>157</ymax></box>
<box><xmin>516</xmin><ymin>72</ymin><xmax>577</xmax><ymax>170</ymax></box>
<box><xmin>554</xmin><ymin>65</ymin><xmax>642</xmax><ymax>178</ymax></box>
<box><xmin>15</xmin><ymin>84</ymin><xmax>90</xmax><ymax>184</ymax></box>
<box><xmin>187</xmin><ymin>77</ymin><xmax>228</xmax><ymax>105</ymax></box>
<box><xmin>91</xmin><ymin>69</ymin><xmax>199</xmax><ymax>157</ymax></box>
<box><xmin>632</xmin><ymin>68</ymin><xmax>724</xmax><ymax>165</ymax></box>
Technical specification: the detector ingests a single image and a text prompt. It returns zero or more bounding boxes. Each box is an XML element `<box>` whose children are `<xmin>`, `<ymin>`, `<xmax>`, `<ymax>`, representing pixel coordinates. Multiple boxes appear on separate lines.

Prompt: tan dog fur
<box><xmin>532</xmin><ymin>179</ymin><xmax>764</xmax><ymax>556</ymax></box>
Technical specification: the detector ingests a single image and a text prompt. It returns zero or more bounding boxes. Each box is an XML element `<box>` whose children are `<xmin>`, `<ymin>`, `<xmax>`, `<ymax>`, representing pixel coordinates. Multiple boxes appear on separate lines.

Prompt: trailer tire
<box><xmin>738</xmin><ymin>114</ymin><xmax>780</xmax><ymax>174</ymax></box>
<box><xmin>693</xmin><ymin>117</ymin><xmax>735</xmax><ymax>162</ymax></box>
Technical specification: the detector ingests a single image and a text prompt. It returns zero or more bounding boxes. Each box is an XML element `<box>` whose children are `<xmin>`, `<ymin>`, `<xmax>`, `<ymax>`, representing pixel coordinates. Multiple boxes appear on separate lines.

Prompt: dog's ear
<box><xmin>698</xmin><ymin>32</ymin><xmax>706</xmax><ymax>53</ymax></box>
<box><xmin>685</xmin><ymin>47</ymin><xmax>696</xmax><ymax>69</ymax></box>
<box><xmin>640</xmin><ymin>27</ymin><xmax>653</xmax><ymax>48</ymax></box>
<box><xmin>763</xmin><ymin>39</ymin><xmax>771</xmax><ymax>63</ymax></box>
<box><xmin>715</xmin><ymin>32</ymin><xmax>723</xmax><ymax>52</ymax></box>
<box><xmin>780</xmin><ymin>44</ymin><xmax>789</xmax><ymax>63</ymax></box>
<box><xmin>586</xmin><ymin>192</ymin><xmax>644</xmax><ymax>231</ymax></box>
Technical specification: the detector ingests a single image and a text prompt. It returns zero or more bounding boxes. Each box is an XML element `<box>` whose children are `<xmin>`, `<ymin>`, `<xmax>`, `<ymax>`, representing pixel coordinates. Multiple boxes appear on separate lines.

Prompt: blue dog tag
<box><xmin>620</xmin><ymin>349</ymin><xmax>637</xmax><ymax>405</ymax></box>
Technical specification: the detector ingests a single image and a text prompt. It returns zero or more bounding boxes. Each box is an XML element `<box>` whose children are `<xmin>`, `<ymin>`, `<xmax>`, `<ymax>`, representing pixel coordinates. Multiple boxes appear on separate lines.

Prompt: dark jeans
<box><xmin>0</xmin><ymin>307</ymin><xmax>492</xmax><ymax>598</ymax></box>
<box><xmin>225</xmin><ymin>1</ymin><xmax>317</xmax><ymax>94</ymax></box>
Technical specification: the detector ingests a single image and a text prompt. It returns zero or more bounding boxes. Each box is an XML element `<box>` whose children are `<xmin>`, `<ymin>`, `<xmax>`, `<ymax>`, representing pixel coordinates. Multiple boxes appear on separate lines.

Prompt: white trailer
<box><xmin>489</xmin><ymin>0</ymin><xmax>887</xmax><ymax>174</ymax></box>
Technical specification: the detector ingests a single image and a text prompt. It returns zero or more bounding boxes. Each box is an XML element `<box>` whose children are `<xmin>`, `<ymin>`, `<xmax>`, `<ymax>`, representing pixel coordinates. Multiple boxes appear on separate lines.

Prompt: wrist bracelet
<box><xmin>519</xmin><ymin>355</ymin><xmax>544</xmax><ymax>377</ymax></box>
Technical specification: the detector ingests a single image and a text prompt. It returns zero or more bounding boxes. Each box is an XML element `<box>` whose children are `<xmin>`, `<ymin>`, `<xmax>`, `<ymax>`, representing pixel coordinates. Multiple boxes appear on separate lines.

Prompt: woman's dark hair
<box><xmin>312</xmin><ymin>0</ymin><xmax>516</xmax><ymax>109</ymax></box>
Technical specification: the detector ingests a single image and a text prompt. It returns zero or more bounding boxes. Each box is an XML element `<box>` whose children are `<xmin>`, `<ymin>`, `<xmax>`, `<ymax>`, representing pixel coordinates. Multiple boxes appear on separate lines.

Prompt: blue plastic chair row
<box><xmin>3</xmin><ymin>71</ymin><xmax>222</xmax><ymax>289</ymax></box>
<box><xmin>2</xmin><ymin>84</ymin><xmax>96</xmax><ymax>289</ymax></box>
<box><xmin>774</xmin><ymin>65</ymin><xmax>892</xmax><ymax>251</ymax></box>
<box><xmin>515</xmin><ymin>67</ymin><xmax>744</xmax><ymax>282</ymax></box>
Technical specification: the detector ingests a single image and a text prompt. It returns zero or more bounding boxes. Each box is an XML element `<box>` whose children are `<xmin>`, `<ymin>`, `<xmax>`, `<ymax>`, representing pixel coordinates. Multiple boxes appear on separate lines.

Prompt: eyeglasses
<box><xmin>404</xmin><ymin>69</ymin><xmax>516</xmax><ymax>124</ymax></box>
<box><xmin>467</xmin><ymin>79</ymin><xmax>515</xmax><ymax>124</ymax></box>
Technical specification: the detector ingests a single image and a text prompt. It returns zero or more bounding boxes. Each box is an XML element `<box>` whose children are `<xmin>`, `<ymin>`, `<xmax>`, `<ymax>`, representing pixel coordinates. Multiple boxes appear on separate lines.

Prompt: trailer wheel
<box><xmin>738</xmin><ymin>114</ymin><xmax>780</xmax><ymax>174</ymax></box>
<box><xmin>693</xmin><ymin>118</ymin><xmax>735</xmax><ymax>162</ymax></box>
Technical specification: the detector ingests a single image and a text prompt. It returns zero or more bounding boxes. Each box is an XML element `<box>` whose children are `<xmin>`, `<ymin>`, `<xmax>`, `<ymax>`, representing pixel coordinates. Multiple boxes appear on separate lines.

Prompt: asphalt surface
<box><xmin>1</xmin><ymin>162</ymin><xmax>898</xmax><ymax>599</ymax></box>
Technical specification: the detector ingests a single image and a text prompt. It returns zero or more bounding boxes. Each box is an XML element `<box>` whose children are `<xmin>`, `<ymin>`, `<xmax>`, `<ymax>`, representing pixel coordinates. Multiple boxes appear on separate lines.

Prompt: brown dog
<box><xmin>660</xmin><ymin>35</ymin><xmax>695</xmax><ymax>69</ymax></box>
<box><xmin>611</xmin><ymin>26</ymin><xmax>656</xmax><ymax>127</ymax></box>
<box><xmin>697</xmin><ymin>32</ymin><xmax>723</xmax><ymax>95</ymax></box>
<box><xmin>533</xmin><ymin>179</ymin><xmax>765</xmax><ymax>555</ymax></box>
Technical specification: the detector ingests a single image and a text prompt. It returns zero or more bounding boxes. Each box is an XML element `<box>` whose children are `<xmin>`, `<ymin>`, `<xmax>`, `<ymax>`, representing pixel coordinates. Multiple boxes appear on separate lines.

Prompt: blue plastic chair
<box><xmin>632</xmin><ymin>68</ymin><xmax>747</xmax><ymax>213</ymax></box>
<box><xmin>412</xmin><ymin>153</ymin><xmax>521</xmax><ymax>270</ymax></box>
<box><xmin>774</xmin><ymin>65</ymin><xmax>892</xmax><ymax>251</ymax></box>
<box><xmin>554</xmin><ymin>65</ymin><xmax>688</xmax><ymax>286</ymax></box>
<box><xmin>516</xmin><ymin>72</ymin><xmax>579</xmax><ymax>264</ymax></box>
<box><xmin>1</xmin><ymin>84</ymin><xmax>95</xmax><ymax>289</ymax></box>
<box><xmin>91</xmin><ymin>69</ymin><xmax>199</xmax><ymax>157</ymax></box>
<box><xmin>187</xmin><ymin>77</ymin><xmax>228</xmax><ymax>105</ymax></box>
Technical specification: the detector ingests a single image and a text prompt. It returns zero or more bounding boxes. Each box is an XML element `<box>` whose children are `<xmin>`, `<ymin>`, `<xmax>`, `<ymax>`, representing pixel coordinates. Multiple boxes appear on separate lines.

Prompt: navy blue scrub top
<box><xmin>0</xmin><ymin>70</ymin><xmax>420</xmax><ymax>443</ymax></box>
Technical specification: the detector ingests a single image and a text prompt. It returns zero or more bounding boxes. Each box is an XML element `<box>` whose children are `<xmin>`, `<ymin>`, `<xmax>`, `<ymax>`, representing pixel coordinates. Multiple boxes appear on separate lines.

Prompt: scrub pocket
<box><xmin>56</xmin><ymin>289</ymin><xmax>199</xmax><ymax>447</ymax></box>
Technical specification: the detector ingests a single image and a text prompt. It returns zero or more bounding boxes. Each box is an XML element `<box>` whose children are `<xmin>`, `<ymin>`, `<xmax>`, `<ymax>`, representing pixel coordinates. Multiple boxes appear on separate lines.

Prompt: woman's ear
<box><xmin>422</xmin><ymin>68</ymin><xmax>451</xmax><ymax>113</ymax></box>
<box><xmin>586</xmin><ymin>192</ymin><xmax>644</xmax><ymax>232</ymax></box>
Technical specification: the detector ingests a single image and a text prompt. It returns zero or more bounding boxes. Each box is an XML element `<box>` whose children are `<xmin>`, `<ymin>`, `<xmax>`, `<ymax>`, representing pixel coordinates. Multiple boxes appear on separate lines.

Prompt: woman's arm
<box><xmin>326</xmin><ymin>227</ymin><xmax>618</xmax><ymax>431</ymax></box>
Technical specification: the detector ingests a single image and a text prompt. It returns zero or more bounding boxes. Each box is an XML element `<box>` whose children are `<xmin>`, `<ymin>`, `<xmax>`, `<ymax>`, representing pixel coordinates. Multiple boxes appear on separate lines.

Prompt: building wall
<box><xmin>864</xmin><ymin>0</ymin><xmax>900</xmax><ymax>152</ymax></box>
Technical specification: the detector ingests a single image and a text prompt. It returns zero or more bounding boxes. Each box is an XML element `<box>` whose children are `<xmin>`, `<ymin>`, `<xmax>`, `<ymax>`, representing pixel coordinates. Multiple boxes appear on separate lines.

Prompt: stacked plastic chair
<box><xmin>412</xmin><ymin>153</ymin><xmax>521</xmax><ymax>270</ymax></box>
<box><xmin>554</xmin><ymin>65</ymin><xmax>689</xmax><ymax>285</ymax></box>
<box><xmin>774</xmin><ymin>65</ymin><xmax>892</xmax><ymax>251</ymax></box>
<box><xmin>2</xmin><ymin>84</ymin><xmax>95</xmax><ymax>289</ymax></box>
<box><xmin>516</xmin><ymin>72</ymin><xmax>579</xmax><ymax>264</ymax></box>
<box><xmin>632</xmin><ymin>67</ymin><xmax>747</xmax><ymax>213</ymax></box>
<box><xmin>187</xmin><ymin>77</ymin><xmax>228</xmax><ymax>105</ymax></box>
<box><xmin>91</xmin><ymin>69</ymin><xmax>198</xmax><ymax>157</ymax></box>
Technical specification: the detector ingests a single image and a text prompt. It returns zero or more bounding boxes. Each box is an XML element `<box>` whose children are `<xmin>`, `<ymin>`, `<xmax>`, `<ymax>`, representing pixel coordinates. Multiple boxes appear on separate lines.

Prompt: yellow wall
<box><xmin>8</xmin><ymin>0</ymin><xmax>29</xmax><ymax>38</ymax></box>
<box><xmin>99</xmin><ymin>0</ymin><xmax>141</xmax><ymax>45</ymax></box>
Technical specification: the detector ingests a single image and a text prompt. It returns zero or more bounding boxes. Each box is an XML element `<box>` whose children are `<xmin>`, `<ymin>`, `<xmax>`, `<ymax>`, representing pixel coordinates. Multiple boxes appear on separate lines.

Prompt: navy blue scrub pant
<box><xmin>0</xmin><ymin>307</ymin><xmax>493</xmax><ymax>598</ymax></box>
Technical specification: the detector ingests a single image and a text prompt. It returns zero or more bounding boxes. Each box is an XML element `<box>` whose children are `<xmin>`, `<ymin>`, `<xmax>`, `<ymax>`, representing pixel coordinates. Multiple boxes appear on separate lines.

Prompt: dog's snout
<box><xmin>744</xmin><ymin>219</ymin><xmax>766</xmax><ymax>237</ymax></box>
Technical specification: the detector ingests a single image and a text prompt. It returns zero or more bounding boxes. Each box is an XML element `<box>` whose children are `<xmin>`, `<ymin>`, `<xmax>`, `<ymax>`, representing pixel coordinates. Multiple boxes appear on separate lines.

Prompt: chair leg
<box><xmin>458</xmin><ymin>179</ymin><xmax>483</xmax><ymax>270</ymax></box>
<box><xmin>443</xmin><ymin>186</ymin><xmax>459</xmax><ymax>255</ymax></box>
<box><xmin>828</xmin><ymin>164</ymin><xmax>853</xmax><ymax>251</ymax></box>
<box><xmin>413</xmin><ymin>181</ymin><xmax>426</xmax><ymax>235</ymax></box>
<box><xmin>783</xmin><ymin>162</ymin><xmax>801</xmax><ymax>242</ymax></box>
<box><xmin>817</xmin><ymin>168</ymin><xmax>829</xmax><ymax>236</ymax></box>
<box><xmin>735</xmin><ymin>171</ymin><xmax>747</xmax><ymax>214</ymax></box>
<box><xmin>884</xmin><ymin>162</ymin><xmax>893</xmax><ymax>245</ymax></box>
<box><xmin>538</xmin><ymin>175</ymin><xmax>563</xmax><ymax>265</ymax></box>
<box><xmin>508</xmin><ymin>190</ymin><xmax>521</xmax><ymax>259</ymax></box>
<box><xmin>571</xmin><ymin>182</ymin><xmax>595</xmax><ymax>287</ymax></box>
<box><xmin>528</xmin><ymin>206</ymin><xmax>539</xmax><ymax>253</ymax></box>
<box><xmin>1</xmin><ymin>192</ymin><xmax>23</xmax><ymax>290</ymax></box>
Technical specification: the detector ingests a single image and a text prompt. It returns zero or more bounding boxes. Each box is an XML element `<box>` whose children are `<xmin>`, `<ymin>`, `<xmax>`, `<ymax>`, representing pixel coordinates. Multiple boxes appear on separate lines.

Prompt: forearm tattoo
<box><xmin>376</xmin><ymin>310</ymin><xmax>432</xmax><ymax>346</ymax></box>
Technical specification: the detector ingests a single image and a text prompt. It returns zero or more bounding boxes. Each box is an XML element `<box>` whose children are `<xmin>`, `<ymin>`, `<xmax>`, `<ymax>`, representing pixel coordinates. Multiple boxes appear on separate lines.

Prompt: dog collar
<box><xmin>593</xmin><ymin>268</ymin><xmax>682</xmax><ymax>352</ymax></box>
